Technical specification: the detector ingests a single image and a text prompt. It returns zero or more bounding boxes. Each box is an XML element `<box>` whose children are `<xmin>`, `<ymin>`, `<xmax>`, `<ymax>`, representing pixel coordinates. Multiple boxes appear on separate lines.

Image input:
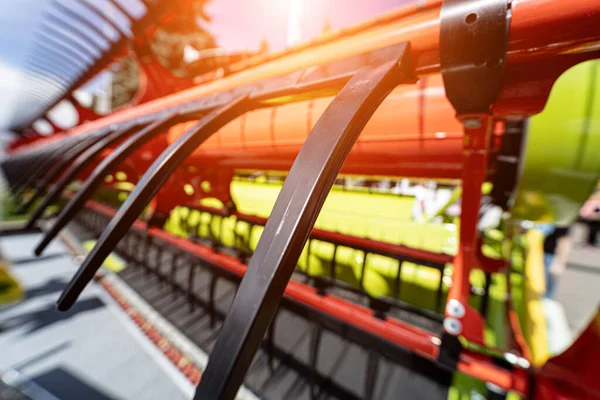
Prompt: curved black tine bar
<box><xmin>35</xmin><ymin>40</ymin><xmax>413</xmax><ymax>252</ymax></box>
<box><xmin>34</xmin><ymin>112</ymin><xmax>180</xmax><ymax>256</ymax></box>
<box><xmin>13</xmin><ymin>136</ymin><xmax>92</xmax><ymax>208</ymax></box>
<box><xmin>11</xmin><ymin>136</ymin><xmax>82</xmax><ymax>195</ymax></box>
<box><xmin>25</xmin><ymin>123</ymin><xmax>144</xmax><ymax>230</ymax></box>
<box><xmin>3</xmin><ymin>143</ymin><xmax>59</xmax><ymax>190</ymax></box>
<box><xmin>7</xmin><ymin>135</ymin><xmax>75</xmax><ymax>183</ymax></box>
<box><xmin>4</xmin><ymin>145</ymin><xmax>53</xmax><ymax>189</ymax></box>
<box><xmin>56</xmin><ymin>95</ymin><xmax>250</xmax><ymax>311</ymax></box>
<box><xmin>15</xmin><ymin>130</ymin><xmax>112</xmax><ymax>214</ymax></box>
<box><xmin>193</xmin><ymin>42</ymin><xmax>413</xmax><ymax>400</ymax></box>
<box><xmin>13</xmin><ymin>133</ymin><xmax>102</xmax><ymax>208</ymax></box>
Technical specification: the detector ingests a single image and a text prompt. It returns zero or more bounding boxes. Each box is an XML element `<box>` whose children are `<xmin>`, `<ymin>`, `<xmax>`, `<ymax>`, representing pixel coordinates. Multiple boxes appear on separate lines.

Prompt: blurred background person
<box><xmin>538</xmin><ymin>223</ymin><xmax>572</xmax><ymax>298</ymax></box>
<box><xmin>579</xmin><ymin>188</ymin><xmax>600</xmax><ymax>248</ymax></box>
<box><xmin>412</xmin><ymin>180</ymin><xmax>436</xmax><ymax>222</ymax></box>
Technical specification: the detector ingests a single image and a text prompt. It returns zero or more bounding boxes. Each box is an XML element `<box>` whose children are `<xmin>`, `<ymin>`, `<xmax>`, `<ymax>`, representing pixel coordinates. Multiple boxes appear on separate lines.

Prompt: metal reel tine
<box><xmin>15</xmin><ymin>130</ymin><xmax>112</xmax><ymax>214</ymax></box>
<box><xmin>193</xmin><ymin>42</ymin><xmax>413</xmax><ymax>400</ymax></box>
<box><xmin>34</xmin><ymin>112</ymin><xmax>179</xmax><ymax>256</ymax></box>
<box><xmin>56</xmin><ymin>95</ymin><xmax>250</xmax><ymax>311</ymax></box>
<box><xmin>13</xmin><ymin>136</ymin><xmax>85</xmax><ymax>193</ymax></box>
<box><xmin>12</xmin><ymin>136</ymin><xmax>83</xmax><ymax>198</ymax></box>
<box><xmin>26</xmin><ymin>123</ymin><xmax>143</xmax><ymax>230</ymax></box>
<box><xmin>10</xmin><ymin>137</ymin><xmax>73</xmax><ymax>189</ymax></box>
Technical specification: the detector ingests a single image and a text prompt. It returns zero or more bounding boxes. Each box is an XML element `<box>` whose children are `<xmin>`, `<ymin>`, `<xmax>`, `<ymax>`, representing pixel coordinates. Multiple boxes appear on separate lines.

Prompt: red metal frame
<box><xmin>75</xmin><ymin>193</ymin><xmax>530</xmax><ymax>395</ymax></box>
<box><xmin>535</xmin><ymin>307</ymin><xmax>600</xmax><ymax>399</ymax></box>
<box><xmin>4</xmin><ymin>0</ymin><xmax>600</xmax><ymax>397</ymax></box>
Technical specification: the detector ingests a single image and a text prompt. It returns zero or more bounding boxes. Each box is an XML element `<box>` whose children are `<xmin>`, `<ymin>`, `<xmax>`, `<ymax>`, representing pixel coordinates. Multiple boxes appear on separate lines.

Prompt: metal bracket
<box><xmin>9</xmin><ymin>135</ymin><xmax>78</xmax><ymax>194</ymax></box>
<box><xmin>14</xmin><ymin>141</ymin><xmax>81</xmax><ymax>198</ymax></box>
<box><xmin>438</xmin><ymin>0</ymin><xmax>512</xmax><ymax>362</ymax></box>
<box><xmin>490</xmin><ymin>120</ymin><xmax>527</xmax><ymax>210</ymax></box>
<box><xmin>440</xmin><ymin>0</ymin><xmax>510</xmax><ymax>115</ymax></box>
<box><xmin>15</xmin><ymin>129</ymin><xmax>113</xmax><ymax>214</ymax></box>
<box><xmin>193</xmin><ymin>42</ymin><xmax>414</xmax><ymax>400</ymax></box>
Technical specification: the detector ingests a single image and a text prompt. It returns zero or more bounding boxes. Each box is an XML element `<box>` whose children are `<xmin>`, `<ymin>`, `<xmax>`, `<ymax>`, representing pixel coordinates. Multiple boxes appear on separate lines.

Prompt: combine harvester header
<box><xmin>2</xmin><ymin>0</ymin><xmax>600</xmax><ymax>399</ymax></box>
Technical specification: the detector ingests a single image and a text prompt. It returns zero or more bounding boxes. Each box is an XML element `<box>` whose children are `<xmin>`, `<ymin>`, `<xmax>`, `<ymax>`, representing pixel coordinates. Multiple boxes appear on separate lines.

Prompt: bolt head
<box><xmin>504</xmin><ymin>352</ymin><xmax>518</xmax><ymax>365</ymax></box>
<box><xmin>443</xmin><ymin>317</ymin><xmax>462</xmax><ymax>336</ymax></box>
<box><xmin>446</xmin><ymin>299</ymin><xmax>466</xmax><ymax>318</ymax></box>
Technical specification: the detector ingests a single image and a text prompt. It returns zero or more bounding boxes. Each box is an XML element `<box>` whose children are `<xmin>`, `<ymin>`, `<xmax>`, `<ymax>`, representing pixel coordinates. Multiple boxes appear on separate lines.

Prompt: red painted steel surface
<box><xmin>168</xmin><ymin>74</ymin><xmax>468</xmax><ymax>181</ymax></box>
<box><xmin>534</xmin><ymin>308</ymin><xmax>600</xmax><ymax>400</ymax></box>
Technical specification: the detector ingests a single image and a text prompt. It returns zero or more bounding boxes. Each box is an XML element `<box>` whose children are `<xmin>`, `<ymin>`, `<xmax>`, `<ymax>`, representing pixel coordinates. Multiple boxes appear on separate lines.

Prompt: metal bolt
<box><xmin>517</xmin><ymin>357</ymin><xmax>531</xmax><ymax>369</ymax></box>
<box><xmin>504</xmin><ymin>352</ymin><xmax>518</xmax><ymax>365</ymax></box>
<box><xmin>446</xmin><ymin>299</ymin><xmax>466</xmax><ymax>318</ymax></box>
<box><xmin>443</xmin><ymin>317</ymin><xmax>462</xmax><ymax>335</ymax></box>
<box><xmin>463</xmin><ymin>117</ymin><xmax>482</xmax><ymax>129</ymax></box>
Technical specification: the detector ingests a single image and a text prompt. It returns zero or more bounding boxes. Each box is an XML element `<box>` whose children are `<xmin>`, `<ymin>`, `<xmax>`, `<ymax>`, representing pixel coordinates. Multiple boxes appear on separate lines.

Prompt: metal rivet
<box><xmin>443</xmin><ymin>317</ymin><xmax>462</xmax><ymax>335</ymax></box>
<box><xmin>446</xmin><ymin>299</ymin><xmax>466</xmax><ymax>318</ymax></box>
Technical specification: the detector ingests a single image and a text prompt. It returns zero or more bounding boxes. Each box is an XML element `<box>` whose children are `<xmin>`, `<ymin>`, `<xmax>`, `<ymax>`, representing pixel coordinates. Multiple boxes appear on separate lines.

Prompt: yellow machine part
<box><xmin>0</xmin><ymin>261</ymin><xmax>23</xmax><ymax>306</ymax></box>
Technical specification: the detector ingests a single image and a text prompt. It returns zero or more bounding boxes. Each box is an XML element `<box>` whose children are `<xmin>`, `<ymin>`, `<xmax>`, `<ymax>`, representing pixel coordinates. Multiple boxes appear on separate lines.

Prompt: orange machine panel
<box><xmin>168</xmin><ymin>75</ymin><xmax>471</xmax><ymax>180</ymax></box>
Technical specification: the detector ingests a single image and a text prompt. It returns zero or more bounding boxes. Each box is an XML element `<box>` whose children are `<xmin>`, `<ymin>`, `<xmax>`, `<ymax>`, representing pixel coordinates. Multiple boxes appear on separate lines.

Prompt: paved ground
<box><xmin>0</xmin><ymin>233</ymin><xmax>194</xmax><ymax>400</ymax></box>
<box><xmin>558</xmin><ymin>246</ymin><xmax>600</xmax><ymax>333</ymax></box>
<box><xmin>551</xmin><ymin>223</ymin><xmax>600</xmax><ymax>351</ymax></box>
